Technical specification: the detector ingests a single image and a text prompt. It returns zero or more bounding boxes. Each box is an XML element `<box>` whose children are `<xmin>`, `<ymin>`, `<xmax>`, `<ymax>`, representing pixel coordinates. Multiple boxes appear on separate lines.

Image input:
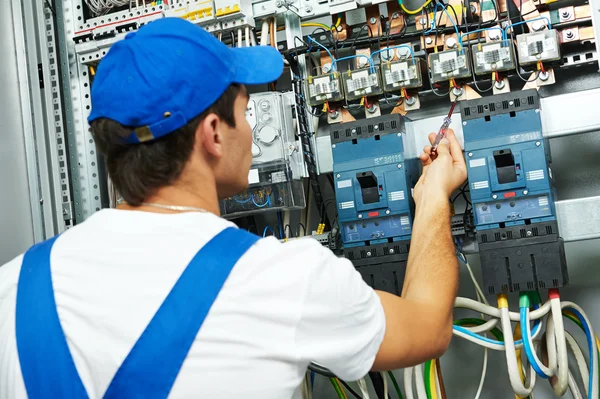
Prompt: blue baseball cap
<box><xmin>88</xmin><ymin>18</ymin><xmax>283</xmax><ymax>144</ymax></box>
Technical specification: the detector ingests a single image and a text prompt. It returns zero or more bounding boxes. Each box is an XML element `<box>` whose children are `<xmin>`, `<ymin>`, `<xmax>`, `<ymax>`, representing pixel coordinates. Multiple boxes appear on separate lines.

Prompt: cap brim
<box><xmin>229</xmin><ymin>46</ymin><xmax>284</xmax><ymax>85</ymax></box>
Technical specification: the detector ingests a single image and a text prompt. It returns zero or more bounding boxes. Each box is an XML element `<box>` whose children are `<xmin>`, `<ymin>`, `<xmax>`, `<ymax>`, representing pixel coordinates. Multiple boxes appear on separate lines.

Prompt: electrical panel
<box><xmin>220</xmin><ymin>92</ymin><xmax>305</xmax><ymax>218</ymax></box>
<box><xmin>381</xmin><ymin>58</ymin><xmax>425</xmax><ymax>91</ymax></box>
<box><xmin>428</xmin><ymin>49</ymin><xmax>472</xmax><ymax>83</ymax></box>
<box><xmin>341</xmin><ymin>67</ymin><xmax>383</xmax><ymax>101</ymax></box>
<box><xmin>330</xmin><ymin>115</ymin><xmax>419</xmax><ymax>295</ymax></box>
<box><xmin>306</xmin><ymin>72</ymin><xmax>345</xmax><ymax>106</ymax></box>
<box><xmin>461</xmin><ymin>90</ymin><xmax>568</xmax><ymax>295</ymax></box>
<box><xmin>472</xmin><ymin>40</ymin><xmax>516</xmax><ymax>74</ymax></box>
<box><xmin>516</xmin><ymin>30</ymin><xmax>561</xmax><ymax>65</ymax></box>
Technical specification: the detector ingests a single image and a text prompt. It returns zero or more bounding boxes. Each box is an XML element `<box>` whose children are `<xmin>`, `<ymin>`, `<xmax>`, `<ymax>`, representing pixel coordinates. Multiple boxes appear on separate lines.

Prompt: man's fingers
<box><xmin>428</xmin><ymin>133</ymin><xmax>436</xmax><ymax>145</ymax></box>
<box><xmin>444</xmin><ymin>129</ymin><xmax>464</xmax><ymax>163</ymax></box>
<box><xmin>434</xmin><ymin>137</ymin><xmax>451</xmax><ymax>155</ymax></box>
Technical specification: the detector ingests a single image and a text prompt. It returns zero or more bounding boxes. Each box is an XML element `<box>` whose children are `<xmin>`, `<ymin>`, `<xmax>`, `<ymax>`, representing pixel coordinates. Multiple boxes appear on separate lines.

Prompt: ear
<box><xmin>195</xmin><ymin>113</ymin><xmax>224</xmax><ymax>158</ymax></box>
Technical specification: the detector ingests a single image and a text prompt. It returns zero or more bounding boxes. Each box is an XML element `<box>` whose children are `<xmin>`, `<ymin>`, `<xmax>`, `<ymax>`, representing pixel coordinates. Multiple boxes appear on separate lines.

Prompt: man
<box><xmin>0</xmin><ymin>17</ymin><xmax>466</xmax><ymax>398</ymax></box>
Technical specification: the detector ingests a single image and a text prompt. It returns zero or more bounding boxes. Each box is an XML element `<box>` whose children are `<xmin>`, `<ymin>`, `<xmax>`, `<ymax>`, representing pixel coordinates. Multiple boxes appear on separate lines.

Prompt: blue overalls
<box><xmin>15</xmin><ymin>227</ymin><xmax>259</xmax><ymax>399</ymax></box>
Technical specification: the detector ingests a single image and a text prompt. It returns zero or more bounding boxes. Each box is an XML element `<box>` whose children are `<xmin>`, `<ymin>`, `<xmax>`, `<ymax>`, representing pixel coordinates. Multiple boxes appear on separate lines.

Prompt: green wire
<box><xmin>388</xmin><ymin>371</ymin><xmax>405</xmax><ymax>399</ymax></box>
<box><xmin>329</xmin><ymin>378</ymin><xmax>345</xmax><ymax>399</ymax></box>
<box><xmin>424</xmin><ymin>360</ymin><xmax>433</xmax><ymax>399</ymax></box>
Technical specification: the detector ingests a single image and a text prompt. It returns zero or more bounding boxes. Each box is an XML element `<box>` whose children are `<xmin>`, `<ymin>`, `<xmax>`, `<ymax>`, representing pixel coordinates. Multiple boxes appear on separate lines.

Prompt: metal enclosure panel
<box><xmin>0</xmin><ymin>3</ymin><xmax>37</xmax><ymax>263</ymax></box>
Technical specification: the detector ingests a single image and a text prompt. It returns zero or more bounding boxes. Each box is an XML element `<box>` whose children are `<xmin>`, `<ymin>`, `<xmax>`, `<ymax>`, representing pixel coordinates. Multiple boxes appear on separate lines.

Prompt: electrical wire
<box><xmin>499</xmin><ymin>295</ymin><xmax>537</xmax><ymax>398</ymax></box>
<box><xmin>399</xmin><ymin>0</ymin><xmax>433</xmax><ymax>14</ymax></box>
<box><xmin>564</xmin><ymin>330</ymin><xmax>590</xmax><ymax>397</ymax></box>
<box><xmin>388</xmin><ymin>371</ymin><xmax>405</xmax><ymax>399</ymax></box>
<box><xmin>435</xmin><ymin>359</ymin><xmax>447</xmax><ymax>399</ymax></box>
<box><xmin>339</xmin><ymin>380</ymin><xmax>362</xmax><ymax>399</ymax></box>
<box><xmin>414</xmin><ymin>364</ymin><xmax>427</xmax><ymax>399</ymax></box>
<box><xmin>520</xmin><ymin>294</ymin><xmax>552</xmax><ymax>378</ymax></box>
<box><xmin>307</xmin><ymin>36</ymin><xmax>336</xmax><ymax>71</ymax></box>
<box><xmin>548</xmin><ymin>290</ymin><xmax>569</xmax><ymax>396</ymax></box>
<box><xmin>455</xmin><ymin>297</ymin><xmax>552</xmax><ymax>321</ymax></box>
<box><xmin>262</xmin><ymin>226</ymin><xmax>275</xmax><ymax>238</ymax></box>
<box><xmin>381</xmin><ymin>372</ymin><xmax>389</xmax><ymax>399</ymax></box>
<box><xmin>404</xmin><ymin>368</ymin><xmax>415</xmax><ymax>399</ymax></box>
<box><xmin>297</xmin><ymin>222</ymin><xmax>306</xmax><ymax>237</ymax></box>
<box><xmin>358</xmin><ymin>378</ymin><xmax>371</xmax><ymax>399</ymax></box>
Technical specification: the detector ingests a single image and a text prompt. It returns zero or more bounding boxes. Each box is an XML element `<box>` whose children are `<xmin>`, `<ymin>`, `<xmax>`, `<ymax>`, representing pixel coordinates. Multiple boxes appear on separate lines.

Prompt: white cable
<box><xmin>465</xmin><ymin>319</ymin><xmax>499</xmax><ymax>334</ymax></box>
<box><xmin>501</xmin><ymin>306</ymin><xmax>536</xmax><ymax>397</ymax></box>
<box><xmin>568</xmin><ymin>371</ymin><xmax>584</xmax><ymax>399</ymax></box>
<box><xmin>474</xmin><ymin>347</ymin><xmax>487</xmax><ymax>399</ymax></box>
<box><xmin>260</xmin><ymin>20</ymin><xmax>269</xmax><ymax>46</ymax></box>
<box><xmin>461</xmin><ymin>257</ymin><xmax>489</xmax><ymax>305</ymax></box>
<box><xmin>273</xmin><ymin>17</ymin><xmax>277</xmax><ymax>47</ymax></box>
<box><xmin>414</xmin><ymin>364</ymin><xmax>428</xmax><ymax>399</ymax></box>
<box><xmin>455</xmin><ymin>297</ymin><xmax>552</xmax><ymax>321</ymax></box>
<box><xmin>381</xmin><ymin>372</ymin><xmax>389</xmax><ymax>399</ymax></box>
<box><xmin>548</xmin><ymin>297</ymin><xmax>569</xmax><ymax>396</ymax></box>
<box><xmin>237</xmin><ymin>28</ymin><xmax>243</xmax><ymax>48</ymax></box>
<box><xmin>357</xmin><ymin>378</ymin><xmax>370</xmax><ymax>399</ymax></box>
<box><xmin>453</xmin><ymin>319</ymin><xmax>544</xmax><ymax>351</ymax></box>
<box><xmin>561</xmin><ymin>301</ymin><xmax>599</xmax><ymax>399</ymax></box>
<box><xmin>524</xmin><ymin>307</ymin><xmax>553</xmax><ymax>377</ymax></box>
<box><xmin>565</xmin><ymin>331</ymin><xmax>590</xmax><ymax>397</ymax></box>
<box><xmin>433</xmin><ymin>363</ymin><xmax>441</xmax><ymax>398</ymax></box>
<box><xmin>404</xmin><ymin>368</ymin><xmax>415</xmax><ymax>399</ymax></box>
<box><xmin>250</xmin><ymin>29</ymin><xmax>257</xmax><ymax>46</ymax></box>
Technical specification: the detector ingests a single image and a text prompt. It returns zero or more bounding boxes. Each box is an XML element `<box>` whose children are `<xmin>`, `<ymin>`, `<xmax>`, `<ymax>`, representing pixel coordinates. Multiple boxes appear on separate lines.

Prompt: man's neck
<box><xmin>118</xmin><ymin>184</ymin><xmax>221</xmax><ymax>215</ymax></box>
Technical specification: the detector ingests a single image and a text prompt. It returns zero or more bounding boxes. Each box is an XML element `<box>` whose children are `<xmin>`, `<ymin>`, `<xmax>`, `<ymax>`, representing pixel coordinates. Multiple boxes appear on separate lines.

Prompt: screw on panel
<box><xmin>366</xmin><ymin>251</ymin><xmax>372</xmax><ymax>257</ymax></box>
<box><xmin>425</xmin><ymin>37</ymin><xmax>433</xmax><ymax>45</ymax></box>
<box><xmin>495</xmin><ymin>79</ymin><xmax>505</xmax><ymax>90</ymax></box>
<box><xmin>463</xmin><ymin>121</ymin><xmax>467</xmax><ymax>126</ymax></box>
<box><xmin>527</xmin><ymin>231</ymin><xmax>533</xmax><ymax>237</ymax></box>
<box><xmin>539</xmin><ymin>71</ymin><xmax>550</xmax><ymax>81</ymax></box>
<box><xmin>392</xmin><ymin>12</ymin><xmax>399</xmax><ymax>19</ymax></box>
<box><xmin>336</xmin><ymin>25</ymin><xmax>343</xmax><ymax>32</ymax></box>
<box><xmin>336</xmin><ymin>173</ymin><xmax>341</xmax><ymax>178</ymax></box>
<box><xmin>397</xmin><ymin>133</ymin><xmax>402</xmax><ymax>137</ymax></box>
<box><xmin>332</xmin><ymin>144</ymin><xmax>336</xmax><ymax>148</ymax></box>
<box><xmin>329</xmin><ymin>109</ymin><xmax>340</xmax><ymax>119</ymax></box>
<box><xmin>468</xmin><ymin>152</ymin><xmax>473</xmax><ymax>157</ymax></box>
<box><xmin>492</xmin><ymin>194</ymin><xmax>498</xmax><ymax>199</ymax></box>
<box><xmin>523</xmin><ymin>190</ymin><xmax>529</xmax><ymax>195</ymax></box>
<box><xmin>358</xmin><ymin>214</ymin><xmax>363</xmax><ymax>219</ymax></box>
<box><xmin>389</xmin><ymin>248</ymin><xmax>395</xmax><ymax>254</ymax></box>
<box><xmin>322</xmin><ymin>63</ymin><xmax>332</xmax><ymax>73</ymax></box>
<box><xmin>366</xmin><ymin>103</ymin><xmax>378</xmax><ymax>114</ymax></box>
<box><xmin>446</xmin><ymin>37</ymin><xmax>457</xmax><ymax>49</ymax></box>
<box><xmin>397</xmin><ymin>164</ymin><xmax>402</xmax><ymax>169</ymax></box>
<box><xmin>305</xmin><ymin>5</ymin><xmax>313</xmax><ymax>13</ymax></box>
<box><xmin>369</xmin><ymin>17</ymin><xmax>377</xmax><ymax>24</ymax></box>
<box><xmin>535</xmin><ymin>141</ymin><xmax>541</xmax><ymax>146</ymax></box>
<box><xmin>385</xmin><ymin>210</ymin><xmax>391</xmax><ymax>215</ymax></box>
<box><xmin>405</xmin><ymin>96</ymin><xmax>416</xmax><ymax>106</ymax></box>
<box><xmin>351</xmin><ymin>128</ymin><xmax>357</xmax><ymax>134</ymax></box>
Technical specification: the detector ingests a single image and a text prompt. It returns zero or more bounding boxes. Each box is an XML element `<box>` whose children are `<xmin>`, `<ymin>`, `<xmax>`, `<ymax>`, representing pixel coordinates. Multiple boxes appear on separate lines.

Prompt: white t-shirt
<box><xmin>0</xmin><ymin>209</ymin><xmax>385</xmax><ymax>398</ymax></box>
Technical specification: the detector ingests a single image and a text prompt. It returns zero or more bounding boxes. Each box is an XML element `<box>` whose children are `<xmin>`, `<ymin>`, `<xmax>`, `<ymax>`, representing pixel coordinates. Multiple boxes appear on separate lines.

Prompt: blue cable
<box><xmin>521</xmin><ymin>307</ymin><xmax>550</xmax><ymax>378</ymax></box>
<box><xmin>307</xmin><ymin>36</ymin><xmax>336</xmax><ymax>71</ymax></box>
<box><xmin>234</xmin><ymin>195</ymin><xmax>253</xmax><ymax>204</ymax></box>
<box><xmin>504</xmin><ymin>17</ymin><xmax>552</xmax><ymax>35</ymax></box>
<box><xmin>436</xmin><ymin>1</ymin><xmax>463</xmax><ymax>50</ymax></box>
<box><xmin>277</xmin><ymin>211</ymin><xmax>284</xmax><ymax>238</ymax></box>
<box><xmin>263</xmin><ymin>226</ymin><xmax>275</xmax><ymax>238</ymax></box>
<box><xmin>423</xmin><ymin>2</ymin><xmax>439</xmax><ymax>34</ymax></box>
<box><xmin>565</xmin><ymin>307</ymin><xmax>594</xmax><ymax>399</ymax></box>
<box><xmin>310</xmin><ymin>371</ymin><xmax>315</xmax><ymax>391</ymax></box>
<box><xmin>333</xmin><ymin>55</ymin><xmax>375</xmax><ymax>73</ymax></box>
<box><xmin>453</xmin><ymin>319</ymin><xmax>542</xmax><ymax>347</ymax></box>
<box><xmin>252</xmin><ymin>196</ymin><xmax>271</xmax><ymax>208</ymax></box>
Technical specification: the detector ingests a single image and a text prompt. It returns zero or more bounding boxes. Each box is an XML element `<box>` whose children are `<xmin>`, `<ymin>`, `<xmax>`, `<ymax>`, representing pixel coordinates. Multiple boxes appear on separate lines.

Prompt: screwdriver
<box><xmin>431</xmin><ymin>100</ymin><xmax>457</xmax><ymax>154</ymax></box>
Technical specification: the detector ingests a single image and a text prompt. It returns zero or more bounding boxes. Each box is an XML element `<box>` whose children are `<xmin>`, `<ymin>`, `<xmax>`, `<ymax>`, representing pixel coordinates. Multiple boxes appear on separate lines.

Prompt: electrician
<box><xmin>0</xmin><ymin>17</ymin><xmax>467</xmax><ymax>398</ymax></box>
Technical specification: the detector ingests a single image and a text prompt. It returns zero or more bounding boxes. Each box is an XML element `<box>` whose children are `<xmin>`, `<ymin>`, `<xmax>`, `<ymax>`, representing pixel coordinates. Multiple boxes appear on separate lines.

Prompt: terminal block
<box><xmin>429</xmin><ymin>49</ymin><xmax>471</xmax><ymax>83</ymax></box>
<box><xmin>516</xmin><ymin>30</ymin><xmax>561</xmax><ymax>65</ymax></box>
<box><xmin>306</xmin><ymin>72</ymin><xmax>345</xmax><ymax>106</ymax></box>
<box><xmin>472</xmin><ymin>40</ymin><xmax>516</xmax><ymax>74</ymax></box>
<box><xmin>220</xmin><ymin>92</ymin><xmax>304</xmax><ymax>217</ymax></box>
<box><xmin>461</xmin><ymin>90</ymin><xmax>568</xmax><ymax>295</ymax></box>
<box><xmin>330</xmin><ymin>115</ymin><xmax>419</xmax><ymax>295</ymax></box>
<box><xmin>381</xmin><ymin>58</ymin><xmax>425</xmax><ymax>91</ymax></box>
<box><xmin>341</xmin><ymin>67</ymin><xmax>383</xmax><ymax>101</ymax></box>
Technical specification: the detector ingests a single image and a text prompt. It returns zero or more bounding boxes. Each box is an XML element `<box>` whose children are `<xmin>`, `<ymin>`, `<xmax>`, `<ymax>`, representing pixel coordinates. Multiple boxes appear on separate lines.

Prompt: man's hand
<box><xmin>413</xmin><ymin>129</ymin><xmax>467</xmax><ymax>206</ymax></box>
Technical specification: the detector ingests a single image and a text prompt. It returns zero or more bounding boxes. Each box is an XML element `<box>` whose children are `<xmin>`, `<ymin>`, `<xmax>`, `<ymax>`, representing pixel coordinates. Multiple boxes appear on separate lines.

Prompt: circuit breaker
<box><xmin>330</xmin><ymin>115</ymin><xmax>419</xmax><ymax>295</ymax></box>
<box><xmin>220</xmin><ymin>92</ymin><xmax>305</xmax><ymax>217</ymax></box>
<box><xmin>461</xmin><ymin>90</ymin><xmax>568</xmax><ymax>295</ymax></box>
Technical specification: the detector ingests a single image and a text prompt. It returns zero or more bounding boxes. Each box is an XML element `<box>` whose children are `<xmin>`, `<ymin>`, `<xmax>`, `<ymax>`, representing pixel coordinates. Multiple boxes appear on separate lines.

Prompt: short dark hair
<box><xmin>90</xmin><ymin>84</ymin><xmax>243</xmax><ymax>206</ymax></box>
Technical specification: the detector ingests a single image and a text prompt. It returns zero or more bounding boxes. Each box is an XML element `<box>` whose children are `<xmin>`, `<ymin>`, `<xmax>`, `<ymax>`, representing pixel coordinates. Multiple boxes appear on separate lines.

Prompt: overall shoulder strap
<box><xmin>104</xmin><ymin>227</ymin><xmax>260</xmax><ymax>399</ymax></box>
<box><xmin>16</xmin><ymin>235</ymin><xmax>90</xmax><ymax>399</ymax></box>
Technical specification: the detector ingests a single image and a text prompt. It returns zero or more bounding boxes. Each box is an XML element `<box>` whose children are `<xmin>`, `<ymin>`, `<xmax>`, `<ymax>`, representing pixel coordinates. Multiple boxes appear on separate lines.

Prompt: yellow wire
<box><xmin>430</xmin><ymin>361</ymin><xmax>439</xmax><ymax>399</ymax></box>
<box><xmin>335</xmin><ymin>17</ymin><xmax>342</xmax><ymax>27</ymax></box>
<box><xmin>400</xmin><ymin>0</ymin><xmax>433</xmax><ymax>14</ymax></box>
<box><xmin>514</xmin><ymin>323</ymin><xmax>527</xmax><ymax>399</ymax></box>
<box><xmin>301</xmin><ymin>22</ymin><xmax>332</xmax><ymax>30</ymax></box>
<box><xmin>335</xmin><ymin>378</ymin><xmax>348</xmax><ymax>399</ymax></box>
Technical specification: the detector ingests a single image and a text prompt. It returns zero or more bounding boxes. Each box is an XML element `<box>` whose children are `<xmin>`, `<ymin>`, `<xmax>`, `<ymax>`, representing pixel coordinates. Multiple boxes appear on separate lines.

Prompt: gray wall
<box><xmin>0</xmin><ymin>4</ymin><xmax>36</xmax><ymax>264</ymax></box>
